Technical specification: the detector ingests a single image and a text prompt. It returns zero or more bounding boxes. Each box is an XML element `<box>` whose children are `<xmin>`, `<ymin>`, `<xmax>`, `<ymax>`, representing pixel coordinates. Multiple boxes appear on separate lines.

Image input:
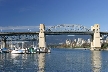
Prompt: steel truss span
<box><xmin>46</xmin><ymin>24</ymin><xmax>91</xmax><ymax>32</ymax></box>
<box><xmin>0</xmin><ymin>34</ymin><xmax>38</xmax><ymax>41</ymax></box>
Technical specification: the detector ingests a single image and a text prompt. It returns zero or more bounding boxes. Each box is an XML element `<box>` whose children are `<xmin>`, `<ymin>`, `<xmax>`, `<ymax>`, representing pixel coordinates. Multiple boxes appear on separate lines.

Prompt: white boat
<box><xmin>48</xmin><ymin>49</ymin><xmax>51</xmax><ymax>53</ymax></box>
<box><xmin>11</xmin><ymin>49</ymin><xmax>25</xmax><ymax>54</ymax></box>
<box><xmin>0</xmin><ymin>49</ymin><xmax>2</xmax><ymax>53</ymax></box>
<box><xmin>36</xmin><ymin>48</ymin><xmax>51</xmax><ymax>53</ymax></box>
<box><xmin>36</xmin><ymin>42</ymin><xmax>51</xmax><ymax>53</ymax></box>
<box><xmin>1</xmin><ymin>48</ymin><xmax>9</xmax><ymax>53</ymax></box>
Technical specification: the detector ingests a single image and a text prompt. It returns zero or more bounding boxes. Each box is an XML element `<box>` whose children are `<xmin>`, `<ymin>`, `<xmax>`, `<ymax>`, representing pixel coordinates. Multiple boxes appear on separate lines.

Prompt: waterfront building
<box><xmin>66</xmin><ymin>39</ymin><xmax>71</xmax><ymax>45</ymax></box>
<box><xmin>100</xmin><ymin>40</ymin><xmax>104</xmax><ymax>44</ymax></box>
<box><xmin>82</xmin><ymin>39</ymin><xmax>86</xmax><ymax>44</ymax></box>
<box><xmin>87</xmin><ymin>39</ymin><xmax>91</xmax><ymax>43</ymax></box>
<box><xmin>74</xmin><ymin>39</ymin><xmax>77</xmax><ymax>43</ymax></box>
<box><xmin>106</xmin><ymin>37</ymin><xmax>108</xmax><ymax>43</ymax></box>
<box><xmin>76</xmin><ymin>38</ymin><xmax>82</xmax><ymax>46</ymax></box>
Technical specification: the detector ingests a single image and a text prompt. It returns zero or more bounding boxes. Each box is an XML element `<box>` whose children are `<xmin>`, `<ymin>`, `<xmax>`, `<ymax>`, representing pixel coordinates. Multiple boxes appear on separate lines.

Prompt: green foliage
<box><xmin>101</xmin><ymin>43</ymin><xmax>108</xmax><ymax>49</ymax></box>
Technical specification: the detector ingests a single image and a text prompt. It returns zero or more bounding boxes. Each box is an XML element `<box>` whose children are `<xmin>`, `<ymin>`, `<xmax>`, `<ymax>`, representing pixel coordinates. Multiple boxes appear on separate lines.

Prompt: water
<box><xmin>0</xmin><ymin>48</ymin><xmax>108</xmax><ymax>72</ymax></box>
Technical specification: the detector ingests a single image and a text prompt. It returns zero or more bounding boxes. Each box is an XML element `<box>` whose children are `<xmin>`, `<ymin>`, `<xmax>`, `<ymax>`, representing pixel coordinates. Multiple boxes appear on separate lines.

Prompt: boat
<box><xmin>1</xmin><ymin>48</ymin><xmax>9</xmax><ymax>53</ymax></box>
<box><xmin>36</xmin><ymin>42</ymin><xmax>51</xmax><ymax>53</ymax></box>
<box><xmin>11</xmin><ymin>49</ymin><xmax>25</xmax><ymax>54</ymax></box>
<box><xmin>0</xmin><ymin>49</ymin><xmax>2</xmax><ymax>53</ymax></box>
<box><xmin>26</xmin><ymin>47</ymin><xmax>37</xmax><ymax>54</ymax></box>
<box><xmin>36</xmin><ymin>47</ymin><xmax>51</xmax><ymax>53</ymax></box>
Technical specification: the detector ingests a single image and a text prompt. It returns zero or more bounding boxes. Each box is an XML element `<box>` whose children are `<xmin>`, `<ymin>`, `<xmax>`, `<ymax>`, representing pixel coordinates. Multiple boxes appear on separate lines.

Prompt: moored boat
<box><xmin>11</xmin><ymin>49</ymin><xmax>25</xmax><ymax>54</ymax></box>
<box><xmin>36</xmin><ymin>47</ymin><xmax>51</xmax><ymax>53</ymax></box>
<box><xmin>26</xmin><ymin>47</ymin><xmax>37</xmax><ymax>54</ymax></box>
<box><xmin>1</xmin><ymin>48</ymin><xmax>9</xmax><ymax>53</ymax></box>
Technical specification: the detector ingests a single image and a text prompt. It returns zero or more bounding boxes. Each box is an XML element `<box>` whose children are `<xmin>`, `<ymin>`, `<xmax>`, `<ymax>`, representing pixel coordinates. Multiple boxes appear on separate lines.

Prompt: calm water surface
<box><xmin>0</xmin><ymin>48</ymin><xmax>108</xmax><ymax>72</ymax></box>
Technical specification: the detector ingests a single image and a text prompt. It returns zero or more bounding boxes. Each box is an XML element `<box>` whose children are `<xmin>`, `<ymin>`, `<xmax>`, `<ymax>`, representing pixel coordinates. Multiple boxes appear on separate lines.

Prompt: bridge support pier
<box><xmin>39</xmin><ymin>24</ymin><xmax>48</xmax><ymax>53</ymax></box>
<box><xmin>91</xmin><ymin>24</ymin><xmax>101</xmax><ymax>50</ymax></box>
<box><xmin>1</xmin><ymin>39</ymin><xmax>7</xmax><ymax>48</ymax></box>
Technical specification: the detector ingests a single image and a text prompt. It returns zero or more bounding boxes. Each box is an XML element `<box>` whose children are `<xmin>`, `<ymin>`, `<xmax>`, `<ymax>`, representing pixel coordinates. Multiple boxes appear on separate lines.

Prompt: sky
<box><xmin>0</xmin><ymin>0</ymin><xmax>108</xmax><ymax>31</ymax></box>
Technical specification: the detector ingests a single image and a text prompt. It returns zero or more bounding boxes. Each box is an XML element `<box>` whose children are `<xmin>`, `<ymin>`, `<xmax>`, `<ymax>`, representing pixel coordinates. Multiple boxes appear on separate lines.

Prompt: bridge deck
<box><xmin>0</xmin><ymin>31</ymin><xmax>108</xmax><ymax>36</ymax></box>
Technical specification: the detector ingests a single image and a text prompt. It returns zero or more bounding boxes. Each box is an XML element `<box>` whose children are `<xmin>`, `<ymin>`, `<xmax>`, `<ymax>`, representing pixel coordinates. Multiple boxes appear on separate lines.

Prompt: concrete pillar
<box><xmin>91</xmin><ymin>24</ymin><xmax>101</xmax><ymax>50</ymax></box>
<box><xmin>91</xmin><ymin>32</ymin><xmax>93</xmax><ymax>50</ymax></box>
<box><xmin>0</xmin><ymin>40</ymin><xmax>2</xmax><ymax>49</ymax></box>
<box><xmin>39</xmin><ymin>24</ymin><xmax>46</xmax><ymax>49</ymax></box>
<box><xmin>2</xmin><ymin>39</ymin><xmax>6</xmax><ymax>48</ymax></box>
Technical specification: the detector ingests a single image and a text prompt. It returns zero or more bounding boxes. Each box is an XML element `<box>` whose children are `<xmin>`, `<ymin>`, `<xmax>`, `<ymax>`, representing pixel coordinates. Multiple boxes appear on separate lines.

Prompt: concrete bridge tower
<box><xmin>39</xmin><ymin>24</ymin><xmax>46</xmax><ymax>50</ymax></box>
<box><xmin>91</xmin><ymin>24</ymin><xmax>101</xmax><ymax>50</ymax></box>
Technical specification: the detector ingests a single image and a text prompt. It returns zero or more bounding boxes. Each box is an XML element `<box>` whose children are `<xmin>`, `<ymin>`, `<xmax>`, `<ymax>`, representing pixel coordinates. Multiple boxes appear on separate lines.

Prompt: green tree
<box><xmin>101</xmin><ymin>43</ymin><xmax>108</xmax><ymax>49</ymax></box>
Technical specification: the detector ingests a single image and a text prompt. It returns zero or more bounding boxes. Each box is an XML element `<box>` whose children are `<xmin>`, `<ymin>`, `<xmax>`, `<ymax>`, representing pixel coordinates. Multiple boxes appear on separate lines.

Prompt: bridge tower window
<box><xmin>97</xmin><ymin>25</ymin><xmax>98</xmax><ymax>27</ymax></box>
<box><xmin>97</xmin><ymin>29</ymin><xmax>98</xmax><ymax>31</ymax></box>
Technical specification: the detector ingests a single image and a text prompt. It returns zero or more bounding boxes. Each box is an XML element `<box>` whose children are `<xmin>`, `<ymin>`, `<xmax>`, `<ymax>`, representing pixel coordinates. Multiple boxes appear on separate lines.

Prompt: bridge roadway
<box><xmin>0</xmin><ymin>31</ymin><xmax>108</xmax><ymax>41</ymax></box>
<box><xmin>0</xmin><ymin>31</ymin><xmax>108</xmax><ymax>36</ymax></box>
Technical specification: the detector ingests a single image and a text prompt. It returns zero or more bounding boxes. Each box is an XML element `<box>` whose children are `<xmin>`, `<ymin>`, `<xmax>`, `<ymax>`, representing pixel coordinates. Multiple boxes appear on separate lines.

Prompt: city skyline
<box><xmin>0</xmin><ymin>0</ymin><xmax>108</xmax><ymax>31</ymax></box>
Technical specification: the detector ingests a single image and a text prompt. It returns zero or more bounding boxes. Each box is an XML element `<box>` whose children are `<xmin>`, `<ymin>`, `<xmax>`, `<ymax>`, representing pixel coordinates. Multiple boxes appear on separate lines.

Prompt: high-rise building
<box><xmin>77</xmin><ymin>38</ymin><xmax>82</xmax><ymax>43</ymax></box>
<box><xmin>66</xmin><ymin>39</ymin><xmax>71</xmax><ymax>45</ymax></box>
<box><xmin>87</xmin><ymin>39</ymin><xmax>91</xmax><ymax>43</ymax></box>
<box><xmin>74</xmin><ymin>39</ymin><xmax>77</xmax><ymax>43</ymax></box>
<box><xmin>76</xmin><ymin>38</ymin><xmax>82</xmax><ymax>46</ymax></box>
<box><xmin>106</xmin><ymin>37</ymin><xmax>108</xmax><ymax>43</ymax></box>
<box><xmin>82</xmin><ymin>39</ymin><xmax>86</xmax><ymax>44</ymax></box>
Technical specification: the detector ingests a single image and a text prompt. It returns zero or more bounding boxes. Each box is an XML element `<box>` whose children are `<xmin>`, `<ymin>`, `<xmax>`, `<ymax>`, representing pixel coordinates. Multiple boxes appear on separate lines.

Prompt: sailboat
<box><xmin>11</xmin><ymin>42</ymin><xmax>25</xmax><ymax>54</ymax></box>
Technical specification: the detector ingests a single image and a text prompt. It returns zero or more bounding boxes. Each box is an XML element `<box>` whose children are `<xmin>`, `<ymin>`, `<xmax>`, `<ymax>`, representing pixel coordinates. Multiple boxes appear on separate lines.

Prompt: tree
<box><xmin>101</xmin><ymin>43</ymin><xmax>108</xmax><ymax>49</ymax></box>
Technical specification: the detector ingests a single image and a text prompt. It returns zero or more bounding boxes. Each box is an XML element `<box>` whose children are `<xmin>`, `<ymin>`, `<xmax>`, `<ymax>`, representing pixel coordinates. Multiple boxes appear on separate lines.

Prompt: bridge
<box><xmin>0</xmin><ymin>24</ymin><xmax>108</xmax><ymax>52</ymax></box>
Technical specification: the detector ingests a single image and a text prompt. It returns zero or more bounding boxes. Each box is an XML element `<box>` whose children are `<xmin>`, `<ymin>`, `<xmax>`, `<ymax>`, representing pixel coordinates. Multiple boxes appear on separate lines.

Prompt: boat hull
<box><xmin>36</xmin><ymin>48</ymin><xmax>51</xmax><ymax>53</ymax></box>
<box><xmin>1</xmin><ymin>48</ymin><xmax>9</xmax><ymax>53</ymax></box>
<box><xmin>11</xmin><ymin>50</ymin><xmax>25</xmax><ymax>54</ymax></box>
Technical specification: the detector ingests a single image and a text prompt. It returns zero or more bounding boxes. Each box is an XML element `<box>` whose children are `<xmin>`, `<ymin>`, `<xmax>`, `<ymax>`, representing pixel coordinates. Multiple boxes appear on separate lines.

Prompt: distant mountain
<box><xmin>46</xmin><ymin>35</ymin><xmax>91</xmax><ymax>44</ymax></box>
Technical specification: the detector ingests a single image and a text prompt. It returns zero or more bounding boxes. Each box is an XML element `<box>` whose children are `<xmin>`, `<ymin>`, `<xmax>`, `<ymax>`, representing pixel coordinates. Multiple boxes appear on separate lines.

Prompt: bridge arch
<box><xmin>46</xmin><ymin>24</ymin><xmax>91</xmax><ymax>32</ymax></box>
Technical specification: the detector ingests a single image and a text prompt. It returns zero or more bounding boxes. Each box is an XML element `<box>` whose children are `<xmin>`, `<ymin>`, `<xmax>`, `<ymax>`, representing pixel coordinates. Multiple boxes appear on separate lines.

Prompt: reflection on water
<box><xmin>0</xmin><ymin>48</ymin><xmax>108</xmax><ymax>72</ymax></box>
<box><xmin>0</xmin><ymin>53</ymin><xmax>46</xmax><ymax>72</ymax></box>
<box><xmin>38</xmin><ymin>53</ymin><xmax>45</xmax><ymax>72</ymax></box>
<box><xmin>91</xmin><ymin>51</ymin><xmax>101</xmax><ymax>72</ymax></box>
<box><xmin>0</xmin><ymin>53</ymin><xmax>39</xmax><ymax>72</ymax></box>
